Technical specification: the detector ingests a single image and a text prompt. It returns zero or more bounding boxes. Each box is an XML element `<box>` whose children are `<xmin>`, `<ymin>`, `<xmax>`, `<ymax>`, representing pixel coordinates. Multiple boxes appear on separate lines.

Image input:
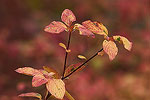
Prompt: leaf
<box><xmin>15</xmin><ymin>67</ymin><xmax>41</xmax><ymax>76</ymax></box>
<box><xmin>103</xmin><ymin>40</ymin><xmax>118</xmax><ymax>60</ymax></box>
<box><xmin>93</xmin><ymin>21</ymin><xmax>108</xmax><ymax>35</ymax></box>
<box><xmin>98</xmin><ymin>50</ymin><xmax>105</xmax><ymax>56</ymax></box>
<box><xmin>113</xmin><ymin>35</ymin><xmax>132</xmax><ymax>51</ymax></box>
<box><xmin>61</xmin><ymin>9</ymin><xmax>76</xmax><ymax>26</ymax></box>
<box><xmin>82</xmin><ymin>20</ymin><xmax>107</xmax><ymax>36</ymax></box>
<box><xmin>65</xmin><ymin>91</ymin><xmax>75</xmax><ymax>100</ymax></box>
<box><xmin>44</xmin><ymin>21</ymin><xmax>67</xmax><ymax>34</ymax></box>
<box><xmin>18</xmin><ymin>92</ymin><xmax>42</xmax><ymax>100</ymax></box>
<box><xmin>46</xmin><ymin>79</ymin><xmax>65</xmax><ymax>99</ymax></box>
<box><xmin>74</xmin><ymin>24</ymin><xmax>95</xmax><ymax>37</ymax></box>
<box><xmin>32</xmin><ymin>75</ymin><xmax>48</xmax><ymax>87</ymax></box>
<box><xmin>43</xmin><ymin>66</ymin><xmax>60</xmax><ymax>79</ymax></box>
<box><xmin>59</xmin><ymin>43</ymin><xmax>71</xmax><ymax>52</ymax></box>
<box><xmin>64</xmin><ymin>63</ymin><xmax>85</xmax><ymax>77</ymax></box>
<box><xmin>78</xmin><ymin>55</ymin><xmax>87</xmax><ymax>60</ymax></box>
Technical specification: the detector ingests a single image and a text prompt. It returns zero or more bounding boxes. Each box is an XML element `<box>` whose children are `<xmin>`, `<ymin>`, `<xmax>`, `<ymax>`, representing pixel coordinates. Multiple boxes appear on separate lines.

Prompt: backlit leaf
<box><xmin>15</xmin><ymin>67</ymin><xmax>41</xmax><ymax>76</ymax></box>
<box><xmin>82</xmin><ymin>20</ymin><xmax>107</xmax><ymax>36</ymax></box>
<box><xmin>113</xmin><ymin>35</ymin><xmax>132</xmax><ymax>51</ymax></box>
<box><xmin>74</xmin><ymin>24</ymin><xmax>95</xmax><ymax>37</ymax></box>
<box><xmin>59</xmin><ymin>43</ymin><xmax>71</xmax><ymax>53</ymax></box>
<box><xmin>44</xmin><ymin>21</ymin><xmax>67</xmax><ymax>34</ymax></box>
<box><xmin>32</xmin><ymin>75</ymin><xmax>48</xmax><ymax>87</ymax></box>
<box><xmin>19</xmin><ymin>92</ymin><xmax>42</xmax><ymax>100</ymax></box>
<box><xmin>93</xmin><ymin>21</ymin><xmax>108</xmax><ymax>35</ymax></box>
<box><xmin>43</xmin><ymin>66</ymin><xmax>60</xmax><ymax>79</ymax></box>
<box><xmin>103</xmin><ymin>40</ymin><xmax>118</xmax><ymax>60</ymax></box>
<box><xmin>64</xmin><ymin>63</ymin><xmax>85</xmax><ymax>77</ymax></box>
<box><xmin>61</xmin><ymin>9</ymin><xmax>76</xmax><ymax>26</ymax></box>
<box><xmin>46</xmin><ymin>79</ymin><xmax>65</xmax><ymax>99</ymax></box>
<box><xmin>78</xmin><ymin>55</ymin><xmax>87</xmax><ymax>60</ymax></box>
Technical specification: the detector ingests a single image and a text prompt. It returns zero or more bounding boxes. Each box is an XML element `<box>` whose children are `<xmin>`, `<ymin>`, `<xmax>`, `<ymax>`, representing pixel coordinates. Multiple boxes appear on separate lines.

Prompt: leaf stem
<box><xmin>62</xmin><ymin>31</ymin><xmax>72</xmax><ymax>79</ymax></box>
<box><xmin>62</xmin><ymin>48</ymin><xmax>103</xmax><ymax>80</ymax></box>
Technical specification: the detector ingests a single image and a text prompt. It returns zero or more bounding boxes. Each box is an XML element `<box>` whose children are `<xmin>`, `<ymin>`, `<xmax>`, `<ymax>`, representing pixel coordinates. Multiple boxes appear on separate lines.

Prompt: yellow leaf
<box><xmin>113</xmin><ymin>35</ymin><xmax>132</xmax><ymax>51</ymax></box>
<box><xmin>46</xmin><ymin>79</ymin><xmax>65</xmax><ymax>99</ymax></box>
<box><xmin>19</xmin><ymin>92</ymin><xmax>42</xmax><ymax>100</ymax></box>
<box><xmin>103</xmin><ymin>40</ymin><xmax>118</xmax><ymax>61</ymax></box>
<box><xmin>65</xmin><ymin>91</ymin><xmax>75</xmax><ymax>100</ymax></box>
<box><xmin>98</xmin><ymin>50</ymin><xmax>105</xmax><ymax>56</ymax></box>
<box><xmin>59</xmin><ymin>43</ymin><xmax>71</xmax><ymax>53</ymax></box>
<box><xmin>78</xmin><ymin>55</ymin><xmax>87</xmax><ymax>60</ymax></box>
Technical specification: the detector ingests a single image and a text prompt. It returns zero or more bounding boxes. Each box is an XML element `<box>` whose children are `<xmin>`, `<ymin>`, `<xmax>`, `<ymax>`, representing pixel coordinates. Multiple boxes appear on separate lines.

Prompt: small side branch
<box><xmin>62</xmin><ymin>48</ymin><xmax>103</xmax><ymax>80</ymax></box>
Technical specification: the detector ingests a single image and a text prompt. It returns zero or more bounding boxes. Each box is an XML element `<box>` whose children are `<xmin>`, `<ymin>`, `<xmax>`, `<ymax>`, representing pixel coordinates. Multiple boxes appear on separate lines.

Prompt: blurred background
<box><xmin>0</xmin><ymin>0</ymin><xmax>149</xmax><ymax>100</ymax></box>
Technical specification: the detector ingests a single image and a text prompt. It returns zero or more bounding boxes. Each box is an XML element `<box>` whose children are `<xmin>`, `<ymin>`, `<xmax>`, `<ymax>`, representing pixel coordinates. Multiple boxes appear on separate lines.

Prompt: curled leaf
<box><xmin>19</xmin><ymin>92</ymin><xmax>42</xmax><ymax>100</ymax></box>
<box><xmin>32</xmin><ymin>75</ymin><xmax>48</xmax><ymax>87</ymax></box>
<box><xmin>44</xmin><ymin>21</ymin><xmax>67</xmax><ymax>34</ymax></box>
<box><xmin>78</xmin><ymin>55</ymin><xmax>87</xmax><ymax>60</ymax></box>
<box><xmin>113</xmin><ymin>35</ymin><xmax>132</xmax><ymax>51</ymax></box>
<box><xmin>43</xmin><ymin>66</ymin><xmax>60</xmax><ymax>79</ymax></box>
<box><xmin>74</xmin><ymin>24</ymin><xmax>95</xmax><ymax>37</ymax></box>
<box><xmin>59</xmin><ymin>43</ymin><xmax>71</xmax><ymax>52</ymax></box>
<box><xmin>103</xmin><ymin>40</ymin><xmax>118</xmax><ymax>61</ymax></box>
<box><xmin>15</xmin><ymin>67</ymin><xmax>41</xmax><ymax>76</ymax></box>
<box><xmin>82</xmin><ymin>20</ymin><xmax>107</xmax><ymax>36</ymax></box>
<box><xmin>98</xmin><ymin>50</ymin><xmax>105</xmax><ymax>56</ymax></box>
<box><xmin>61</xmin><ymin>9</ymin><xmax>76</xmax><ymax>26</ymax></box>
<box><xmin>64</xmin><ymin>63</ymin><xmax>85</xmax><ymax>77</ymax></box>
<box><xmin>46</xmin><ymin>79</ymin><xmax>65</xmax><ymax>99</ymax></box>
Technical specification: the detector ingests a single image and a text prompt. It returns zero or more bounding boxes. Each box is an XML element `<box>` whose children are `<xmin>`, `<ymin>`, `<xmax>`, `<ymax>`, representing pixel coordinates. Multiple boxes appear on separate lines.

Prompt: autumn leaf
<box><xmin>65</xmin><ymin>91</ymin><xmax>75</xmax><ymax>100</ymax></box>
<box><xmin>93</xmin><ymin>21</ymin><xmax>108</xmax><ymax>35</ymax></box>
<box><xmin>74</xmin><ymin>24</ymin><xmax>95</xmax><ymax>37</ymax></box>
<box><xmin>15</xmin><ymin>67</ymin><xmax>41</xmax><ymax>76</ymax></box>
<box><xmin>19</xmin><ymin>92</ymin><xmax>42</xmax><ymax>100</ymax></box>
<box><xmin>44</xmin><ymin>21</ymin><xmax>67</xmax><ymax>34</ymax></box>
<box><xmin>43</xmin><ymin>66</ymin><xmax>60</xmax><ymax>79</ymax></box>
<box><xmin>82</xmin><ymin>20</ymin><xmax>107</xmax><ymax>36</ymax></box>
<box><xmin>78</xmin><ymin>55</ymin><xmax>87</xmax><ymax>60</ymax></box>
<box><xmin>61</xmin><ymin>9</ymin><xmax>76</xmax><ymax>26</ymax></box>
<box><xmin>113</xmin><ymin>35</ymin><xmax>132</xmax><ymax>51</ymax></box>
<box><xmin>32</xmin><ymin>75</ymin><xmax>48</xmax><ymax>87</ymax></box>
<box><xmin>46</xmin><ymin>79</ymin><xmax>65</xmax><ymax>99</ymax></box>
<box><xmin>59</xmin><ymin>43</ymin><xmax>71</xmax><ymax>52</ymax></box>
<box><xmin>98</xmin><ymin>50</ymin><xmax>105</xmax><ymax>56</ymax></box>
<box><xmin>103</xmin><ymin>40</ymin><xmax>118</xmax><ymax>60</ymax></box>
<box><xmin>64</xmin><ymin>63</ymin><xmax>85</xmax><ymax>77</ymax></box>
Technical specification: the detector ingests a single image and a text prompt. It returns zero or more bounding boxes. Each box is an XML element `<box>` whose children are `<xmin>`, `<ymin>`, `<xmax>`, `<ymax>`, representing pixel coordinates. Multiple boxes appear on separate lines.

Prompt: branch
<box><xmin>62</xmin><ymin>48</ymin><xmax>103</xmax><ymax>80</ymax></box>
<box><xmin>62</xmin><ymin>31</ymin><xmax>72</xmax><ymax>78</ymax></box>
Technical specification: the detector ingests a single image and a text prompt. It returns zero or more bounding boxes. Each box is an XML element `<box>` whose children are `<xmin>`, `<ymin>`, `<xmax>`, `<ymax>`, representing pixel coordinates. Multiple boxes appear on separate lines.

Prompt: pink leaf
<box><xmin>44</xmin><ymin>21</ymin><xmax>67</xmax><ymax>34</ymax></box>
<box><xmin>61</xmin><ymin>9</ymin><xmax>76</xmax><ymax>26</ymax></box>
<box><xmin>19</xmin><ymin>92</ymin><xmax>42</xmax><ymax>100</ymax></box>
<box><xmin>74</xmin><ymin>24</ymin><xmax>95</xmax><ymax>37</ymax></box>
<box><xmin>103</xmin><ymin>40</ymin><xmax>118</xmax><ymax>60</ymax></box>
<box><xmin>15</xmin><ymin>67</ymin><xmax>41</xmax><ymax>76</ymax></box>
<box><xmin>32</xmin><ymin>75</ymin><xmax>48</xmax><ymax>87</ymax></box>
<box><xmin>46</xmin><ymin>79</ymin><xmax>65</xmax><ymax>99</ymax></box>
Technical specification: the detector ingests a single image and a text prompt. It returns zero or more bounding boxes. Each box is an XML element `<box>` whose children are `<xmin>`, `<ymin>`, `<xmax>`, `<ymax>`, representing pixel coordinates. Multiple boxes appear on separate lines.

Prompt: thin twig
<box><xmin>62</xmin><ymin>31</ymin><xmax>72</xmax><ymax>79</ymax></box>
<box><xmin>62</xmin><ymin>48</ymin><xmax>103</xmax><ymax>80</ymax></box>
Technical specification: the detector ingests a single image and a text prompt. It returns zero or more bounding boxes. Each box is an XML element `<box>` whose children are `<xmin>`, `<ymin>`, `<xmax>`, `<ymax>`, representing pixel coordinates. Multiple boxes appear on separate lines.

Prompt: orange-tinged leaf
<box><xmin>74</xmin><ymin>24</ymin><xmax>95</xmax><ymax>37</ymax></box>
<box><xmin>113</xmin><ymin>35</ymin><xmax>132</xmax><ymax>51</ymax></box>
<box><xmin>78</xmin><ymin>55</ymin><xmax>87</xmax><ymax>60</ymax></box>
<box><xmin>44</xmin><ymin>21</ymin><xmax>67</xmax><ymax>34</ymax></box>
<box><xmin>64</xmin><ymin>63</ymin><xmax>85</xmax><ymax>77</ymax></box>
<box><xmin>59</xmin><ymin>43</ymin><xmax>71</xmax><ymax>53</ymax></box>
<box><xmin>98</xmin><ymin>50</ymin><xmax>105</xmax><ymax>56</ymax></box>
<box><xmin>43</xmin><ymin>66</ymin><xmax>60</xmax><ymax>79</ymax></box>
<box><xmin>103</xmin><ymin>40</ymin><xmax>118</xmax><ymax>60</ymax></box>
<box><xmin>61</xmin><ymin>9</ymin><xmax>76</xmax><ymax>26</ymax></box>
<box><xmin>19</xmin><ymin>92</ymin><xmax>42</xmax><ymax>100</ymax></box>
<box><xmin>46</xmin><ymin>79</ymin><xmax>65</xmax><ymax>99</ymax></box>
<box><xmin>15</xmin><ymin>67</ymin><xmax>41</xmax><ymax>76</ymax></box>
<box><xmin>93</xmin><ymin>21</ymin><xmax>108</xmax><ymax>35</ymax></box>
<box><xmin>32</xmin><ymin>75</ymin><xmax>48</xmax><ymax>87</ymax></box>
<box><xmin>82</xmin><ymin>20</ymin><xmax>107</xmax><ymax>36</ymax></box>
